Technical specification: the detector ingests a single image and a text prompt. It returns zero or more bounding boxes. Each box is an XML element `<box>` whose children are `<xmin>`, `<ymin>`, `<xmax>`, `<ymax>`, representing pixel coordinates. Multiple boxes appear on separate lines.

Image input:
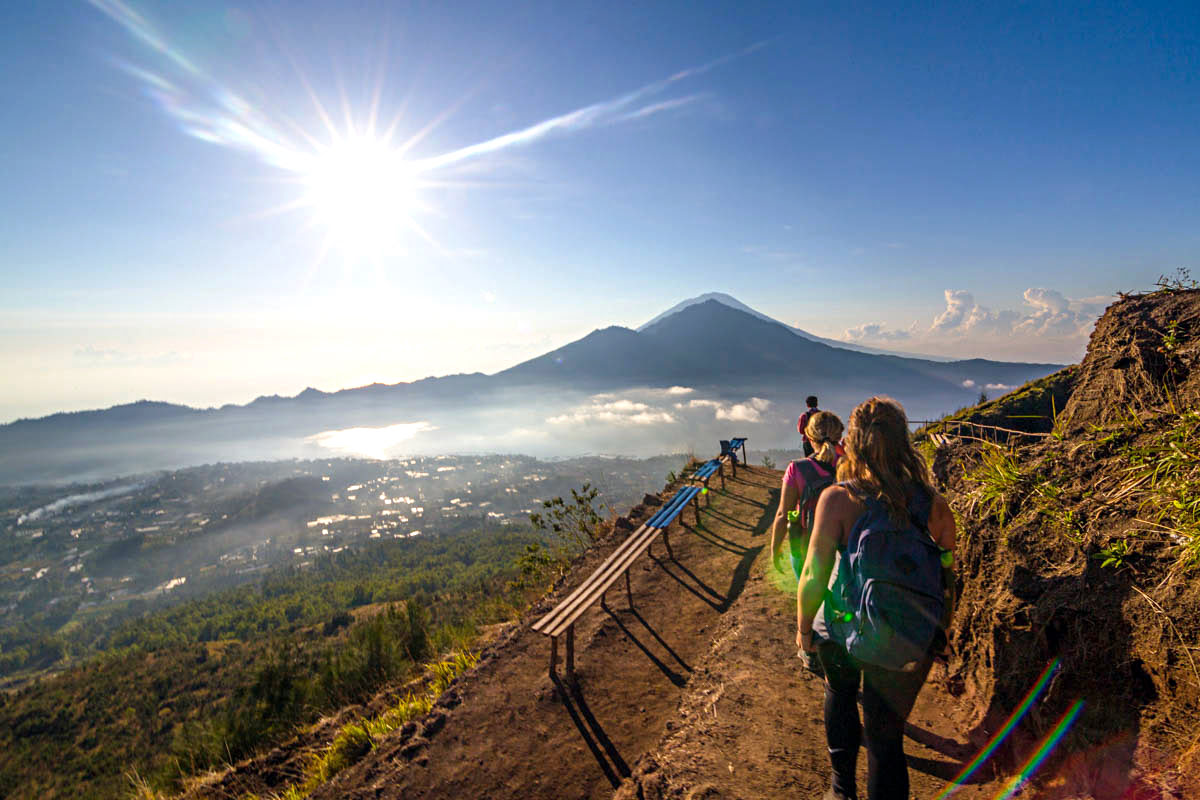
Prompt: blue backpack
<box><xmin>824</xmin><ymin>484</ymin><xmax>945</xmax><ymax>671</ymax></box>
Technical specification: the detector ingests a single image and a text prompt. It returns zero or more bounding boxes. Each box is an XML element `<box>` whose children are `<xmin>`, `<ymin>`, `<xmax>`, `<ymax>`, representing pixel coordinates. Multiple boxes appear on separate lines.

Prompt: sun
<box><xmin>300</xmin><ymin>134</ymin><xmax>422</xmax><ymax>256</ymax></box>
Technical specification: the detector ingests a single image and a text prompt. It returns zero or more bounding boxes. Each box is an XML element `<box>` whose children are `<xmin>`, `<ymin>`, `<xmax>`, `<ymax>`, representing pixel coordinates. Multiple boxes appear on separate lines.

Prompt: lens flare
<box><xmin>86</xmin><ymin>1</ymin><xmax>767</xmax><ymax>265</ymax></box>
<box><xmin>932</xmin><ymin>658</ymin><xmax>1061</xmax><ymax>800</ymax></box>
<box><xmin>991</xmin><ymin>700</ymin><xmax>1086</xmax><ymax>800</ymax></box>
<box><xmin>300</xmin><ymin>135</ymin><xmax>423</xmax><ymax>256</ymax></box>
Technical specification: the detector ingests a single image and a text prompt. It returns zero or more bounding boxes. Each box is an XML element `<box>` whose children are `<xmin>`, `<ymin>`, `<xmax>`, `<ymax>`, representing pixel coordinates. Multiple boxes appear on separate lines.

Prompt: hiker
<box><xmin>771</xmin><ymin>410</ymin><xmax>844</xmax><ymax>675</ymax></box>
<box><xmin>797</xmin><ymin>396</ymin><xmax>956</xmax><ymax>800</ymax></box>
<box><xmin>798</xmin><ymin>396</ymin><xmax>820</xmax><ymax>456</ymax></box>
<box><xmin>771</xmin><ymin>410</ymin><xmax>845</xmax><ymax>579</ymax></box>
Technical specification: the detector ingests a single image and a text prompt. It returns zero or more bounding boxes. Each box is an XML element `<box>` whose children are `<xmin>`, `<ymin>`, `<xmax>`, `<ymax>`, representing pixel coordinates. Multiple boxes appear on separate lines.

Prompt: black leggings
<box><xmin>817</xmin><ymin>641</ymin><xmax>932</xmax><ymax>800</ymax></box>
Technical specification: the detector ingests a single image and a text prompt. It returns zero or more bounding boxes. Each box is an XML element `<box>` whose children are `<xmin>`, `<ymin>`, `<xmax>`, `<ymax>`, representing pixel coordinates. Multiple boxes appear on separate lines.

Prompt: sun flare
<box><xmin>300</xmin><ymin>135</ymin><xmax>422</xmax><ymax>256</ymax></box>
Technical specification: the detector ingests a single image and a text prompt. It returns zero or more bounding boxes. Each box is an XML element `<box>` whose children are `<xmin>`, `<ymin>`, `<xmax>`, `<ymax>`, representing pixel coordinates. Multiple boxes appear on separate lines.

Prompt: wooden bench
<box><xmin>690</xmin><ymin>458</ymin><xmax>725</xmax><ymax>492</ymax></box>
<box><xmin>719</xmin><ymin>437</ymin><xmax>748</xmax><ymax>477</ymax></box>
<box><xmin>532</xmin><ymin>484</ymin><xmax>705</xmax><ymax>681</ymax></box>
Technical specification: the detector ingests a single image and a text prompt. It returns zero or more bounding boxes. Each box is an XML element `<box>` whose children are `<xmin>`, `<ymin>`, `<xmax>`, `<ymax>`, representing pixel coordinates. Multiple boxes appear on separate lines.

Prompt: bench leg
<box><xmin>693</xmin><ymin>495</ymin><xmax>701</xmax><ymax>524</ymax></box>
<box><xmin>663</xmin><ymin>530</ymin><xmax>674</xmax><ymax>560</ymax></box>
<box><xmin>566</xmin><ymin>624</ymin><xmax>575</xmax><ymax>683</ymax></box>
<box><xmin>550</xmin><ymin>635</ymin><xmax>558</xmax><ymax>678</ymax></box>
<box><xmin>625</xmin><ymin>569</ymin><xmax>633</xmax><ymax>607</ymax></box>
<box><xmin>600</xmin><ymin>588</ymin><xmax>608</xmax><ymax>611</ymax></box>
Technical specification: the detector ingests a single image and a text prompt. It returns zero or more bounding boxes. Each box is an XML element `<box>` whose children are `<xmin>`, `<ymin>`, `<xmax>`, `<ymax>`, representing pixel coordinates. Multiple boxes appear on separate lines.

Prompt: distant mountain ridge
<box><xmin>0</xmin><ymin>296</ymin><xmax>1064</xmax><ymax>484</ymax></box>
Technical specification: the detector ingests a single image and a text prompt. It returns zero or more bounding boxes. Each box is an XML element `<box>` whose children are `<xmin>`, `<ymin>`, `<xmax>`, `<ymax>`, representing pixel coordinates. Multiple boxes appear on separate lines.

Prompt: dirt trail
<box><xmin>612</xmin><ymin>529</ymin><xmax>1012</xmax><ymax>800</ymax></box>
<box><xmin>304</xmin><ymin>464</ymin><xmax>1021</xmax><ymax>800</ymax></box>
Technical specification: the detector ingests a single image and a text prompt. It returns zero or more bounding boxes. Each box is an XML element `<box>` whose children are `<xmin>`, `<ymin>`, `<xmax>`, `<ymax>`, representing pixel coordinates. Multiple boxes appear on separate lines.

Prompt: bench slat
<box><xmin>537</xmin><ymin>525</ymin><xmax>661</xmax><ymax>637</ymax></box>
<box><xmin>531</xmin><ymin>524</ymin><xmax>651</xmax><ymax>634</ymax></box>
<box><xmin>645</xmin><ymin>485</ymin><xmax>701</xmax><ymax>528</ymax></box>
<box><xmin>533</xmin><ymin>484</ymin><xmax>704</xmax><ymax>638</ymax></box>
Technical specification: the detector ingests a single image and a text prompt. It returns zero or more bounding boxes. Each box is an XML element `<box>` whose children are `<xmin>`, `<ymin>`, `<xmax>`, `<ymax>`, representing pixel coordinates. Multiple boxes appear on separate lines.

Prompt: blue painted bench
<box><xmin>691</xmin><ymin>458</ymin><xmax>725</xmax><ymax>491</ymax></box>
<box><xmin>720</xmin><ymin>437</ymin><xmax>748</xmax><ymax>477</ymax></box>
<box><xmin>532</xmin><ymin>485</ymin><xmax>704</xmax><ymax>681</ymax></box>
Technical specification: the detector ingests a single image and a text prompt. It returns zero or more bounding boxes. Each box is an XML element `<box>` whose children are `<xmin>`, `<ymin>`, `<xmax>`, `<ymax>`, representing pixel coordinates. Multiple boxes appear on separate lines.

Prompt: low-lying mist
<box><xmin>1</xmin><ymin>383</ymin><xmax>978</xmax><ymax>486</ymax></box>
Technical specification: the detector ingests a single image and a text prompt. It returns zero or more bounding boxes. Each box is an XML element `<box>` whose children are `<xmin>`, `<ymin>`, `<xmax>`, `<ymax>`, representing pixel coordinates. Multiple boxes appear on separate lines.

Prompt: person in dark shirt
<box><xmin>797</xmin><ymin>396</ymin><xmax>820</xmax><ymax>456</ymax></box>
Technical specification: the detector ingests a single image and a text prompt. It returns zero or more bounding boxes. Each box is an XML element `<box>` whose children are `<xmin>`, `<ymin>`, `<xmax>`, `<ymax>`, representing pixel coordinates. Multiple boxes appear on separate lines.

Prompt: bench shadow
<box><xmin>603</xmin><ymin>606</ymin><xmax>688</xmax><ymax>687</ymax></box>
<box><xmin>904</xmin><ymin>722</ymin><xmax>974</xmax><ymax>760</ymax></box>
<box><xmin>679</xmin><ymin>520</ymin><xmax>745</xmax><ymax>553</ymax></box>
<box><xmin>753</xmin><ymin>488</ymin><xmax>781</xmax><ymax>535</ymax></box>
<box><xmin>649</xmin><ymin>541</ymin><xmax>762</xmax><ymax>614</ymax></box>
<box><xmin>626</xmin><ymin>606</ymin><xmax>693</xmax><ymax>672</ymax></box>
<box><xmin>716</xmin><ymin>483</ymin><xmax>771</xmax><ymax>509</ymax></box>
<box><xmin>551</xmin><ymin>673</ymin><xmax>631</xmax><ymax>788</ymax></box>
<box><xmin>700</xmin><ymin>505</ymin><xmax>755</xmax><ymax>532</ymax></box>
<box><xmin>906</xmin><ymin>753</ymin><xmax>990</xmax><ymax>784</ymax></box>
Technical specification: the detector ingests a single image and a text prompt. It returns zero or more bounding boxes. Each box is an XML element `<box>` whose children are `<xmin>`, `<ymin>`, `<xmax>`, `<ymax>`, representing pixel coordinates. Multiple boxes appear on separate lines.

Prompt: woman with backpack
<box><xmin>770</xmin><ymin>410</ymin><xmax>844</xmax><ymax>675</ymax></box>
<box><xmin>771</xmin><ymin>410</ymin><xmax>845</xmax><ymax>580</ymax></box>
<box><xmin>797</xmin><ymin>396</ymin><xmax>956</xmax><ymax>800</ymax></box>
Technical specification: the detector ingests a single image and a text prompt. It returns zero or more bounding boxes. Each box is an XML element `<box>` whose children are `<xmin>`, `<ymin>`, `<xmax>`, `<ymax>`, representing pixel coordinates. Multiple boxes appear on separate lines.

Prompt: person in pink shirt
<box><xmin>771</xmin><ymin>410</ymin><xmax>844</xmax><ymax>674</ymax></box>
<box><xmin>772</xmin><ymin>410</ymin><xmax>846</xmax><ymax>580</ymax></box>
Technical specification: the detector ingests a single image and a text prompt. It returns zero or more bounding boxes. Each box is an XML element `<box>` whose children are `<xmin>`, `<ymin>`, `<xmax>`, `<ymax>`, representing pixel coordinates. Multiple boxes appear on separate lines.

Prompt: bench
<box><xmin>532</xmin><ymin>484</ymin><xmax>705</xmax><ymax>681</ymax></box>
<box><xmin>719</xmin><ymin>437</ymin><xmax>748</xmax><ymax>477</ymax></box>
<box><xmin>690</xmin><ymin>458</ymin><xmax>725</xmax><ymax>492</ymax></box>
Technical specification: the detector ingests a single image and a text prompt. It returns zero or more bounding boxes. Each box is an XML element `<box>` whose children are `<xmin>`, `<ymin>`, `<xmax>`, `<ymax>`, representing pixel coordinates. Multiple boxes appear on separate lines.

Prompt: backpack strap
<box><xmin>793</xmin><ymin>459</ymin><xmax>835</xmax><ymax>530</ymax></box>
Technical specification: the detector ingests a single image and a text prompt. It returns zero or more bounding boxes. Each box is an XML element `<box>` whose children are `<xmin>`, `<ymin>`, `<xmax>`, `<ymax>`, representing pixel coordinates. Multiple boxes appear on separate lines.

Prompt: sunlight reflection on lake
<box><xmin>306</xmin><ymin>421</ymin><xmax>438</xmax><ymax>459</ymax></box>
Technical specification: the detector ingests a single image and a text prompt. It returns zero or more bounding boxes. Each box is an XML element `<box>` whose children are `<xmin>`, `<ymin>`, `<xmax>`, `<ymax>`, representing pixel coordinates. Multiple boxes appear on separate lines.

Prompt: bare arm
<box><xmin>928</xmin><ymin>492</ymin><xmax>958</xmax><ymax>626</ymax></box>
<box><xmin>797</xmin><ymin>486</ymin><xmax>855</xmax><ymax>650</ymax></box>
<box><xmin>770</xmin><ymin>475</ymin><xmax>800</xmax><ymax>569</ymax></box>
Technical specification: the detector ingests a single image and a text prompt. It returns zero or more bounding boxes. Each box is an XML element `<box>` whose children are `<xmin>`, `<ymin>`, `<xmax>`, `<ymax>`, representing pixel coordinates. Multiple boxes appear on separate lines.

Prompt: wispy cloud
<box><xmin>415</xmin><ymin>45</ymin><xmax>764</xmax><ymax>171</ymax></box>
<box><xmin>89</xmin><ymin>0</ymin><xmax>765</xmax><ymax>181</ymax></box>
<box><xmin>617</xmin><ymin>93</ymin><xmax>707</xmax><ymax>122</ymax></box>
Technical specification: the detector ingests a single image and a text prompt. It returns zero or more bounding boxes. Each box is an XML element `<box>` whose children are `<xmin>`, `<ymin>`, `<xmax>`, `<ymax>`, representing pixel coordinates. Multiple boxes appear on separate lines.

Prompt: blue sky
<box><xmin>2</xmin><ymin>0</ymin><xmax>1198</xmax><ymax>420</ymax></box>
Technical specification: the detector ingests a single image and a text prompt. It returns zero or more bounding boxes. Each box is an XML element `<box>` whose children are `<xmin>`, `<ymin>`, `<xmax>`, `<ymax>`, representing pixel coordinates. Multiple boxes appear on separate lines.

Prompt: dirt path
<box><xmin>312</xmin><ymin>466</ymin><xmax>778</xmax><ymax>800</ymax></box>
<box><xmin>309</xmin><ymin>465</ymin><xmax>1015</xmax><ymax>799</ymax></box>
<box><xmin>611</xmin><ymin>527</ymin><xmax>1013</xmax><ymax>800</ymax></box>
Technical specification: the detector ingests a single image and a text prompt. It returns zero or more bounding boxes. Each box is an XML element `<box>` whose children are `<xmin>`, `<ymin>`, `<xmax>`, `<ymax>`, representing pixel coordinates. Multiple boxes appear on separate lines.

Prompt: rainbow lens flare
<box><xmin>991</xmin><ymin>700</ymin><xmax>1085</xmax><ymax>800</ymax></box>
<box><xmin>932</xmin><ymin>658</ymin><xmax>1061</xmax><ymax>800</ymax></box>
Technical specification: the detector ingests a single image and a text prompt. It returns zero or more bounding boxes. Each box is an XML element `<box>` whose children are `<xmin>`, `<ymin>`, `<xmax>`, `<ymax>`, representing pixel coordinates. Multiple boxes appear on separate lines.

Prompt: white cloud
<box><xmin>837</xmin><ymin>287</ymin><xmax>1113</xmax><ymax>362</ymax></box>
<box><xmin>716</xmin><ymin>397</ymin><xmax>771</xmax><ymax>422</ymax></box>
<box><xmin>961</xmin><ymin>379</ymin><xmax>977</xmax><ymax>388</ymax></box>
<box><xmin>985</xmin><ymin>383</ymin><xmax>1014</xmax><ymax>391</ymax></box>
<box><xmin>666</xmin><ymin>386</ymin><xmax>694</xmax><ymax>395</ymax></box>
<box><xmin>548</xmin><ymin>397</ymin><xmax>677</xmax><ymax>426</ymax></box>
<box><xmin>844</xmin><ymin>322</ymin><xmax>913</xmax><ymax>342</ymax></box>
<box><xmin>553</xmin><ymin>390</ymin><xmax>770</xmax><ymax>428</ymax></box>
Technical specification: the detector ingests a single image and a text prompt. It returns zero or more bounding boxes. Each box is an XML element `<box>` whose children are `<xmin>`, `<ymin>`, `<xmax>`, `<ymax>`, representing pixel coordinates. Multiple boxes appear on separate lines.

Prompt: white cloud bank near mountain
<box><xmin>547</xmin><ymin>391</ymin><xmax>772</xmax><ymax>427</ymax></box>
<box><xmin>843</xmin><ymin>288</ymin><xmax>1112</xmax><ymax>361</ymax></box>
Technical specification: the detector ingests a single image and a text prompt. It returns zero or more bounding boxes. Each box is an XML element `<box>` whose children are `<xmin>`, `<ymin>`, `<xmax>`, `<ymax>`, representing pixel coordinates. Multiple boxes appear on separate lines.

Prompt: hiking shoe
<box><xmin>823</xmin><ymin>788</ymin><xmax>856</xmax><ymax>800</ymax></box>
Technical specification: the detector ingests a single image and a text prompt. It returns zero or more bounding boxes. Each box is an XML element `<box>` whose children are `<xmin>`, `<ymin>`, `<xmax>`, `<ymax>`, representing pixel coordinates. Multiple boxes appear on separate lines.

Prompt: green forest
<box><xmin>0</xmin><ymin>523</ymin><xmax>556</xmax><ymax>799</ymax></box>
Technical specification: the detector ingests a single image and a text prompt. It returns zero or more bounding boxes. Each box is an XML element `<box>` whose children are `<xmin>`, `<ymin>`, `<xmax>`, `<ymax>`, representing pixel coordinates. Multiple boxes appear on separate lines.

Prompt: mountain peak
<box><xmin>638</xmin><ymin>292</ymin><xmax>956</xmax><ymax>361</ymax></box>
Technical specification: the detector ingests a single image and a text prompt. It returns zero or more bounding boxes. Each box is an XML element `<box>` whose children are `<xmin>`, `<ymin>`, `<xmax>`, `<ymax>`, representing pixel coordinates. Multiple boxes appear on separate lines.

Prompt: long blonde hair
<box><xmin>804</xmin><ymin>410</ymin><xmax>844</xmax><ymax>464</ymax></box>
<box><xmin>836</xmin><ymin>396</ymin><xmax>933</xmax><ymax>525</ymax></box>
